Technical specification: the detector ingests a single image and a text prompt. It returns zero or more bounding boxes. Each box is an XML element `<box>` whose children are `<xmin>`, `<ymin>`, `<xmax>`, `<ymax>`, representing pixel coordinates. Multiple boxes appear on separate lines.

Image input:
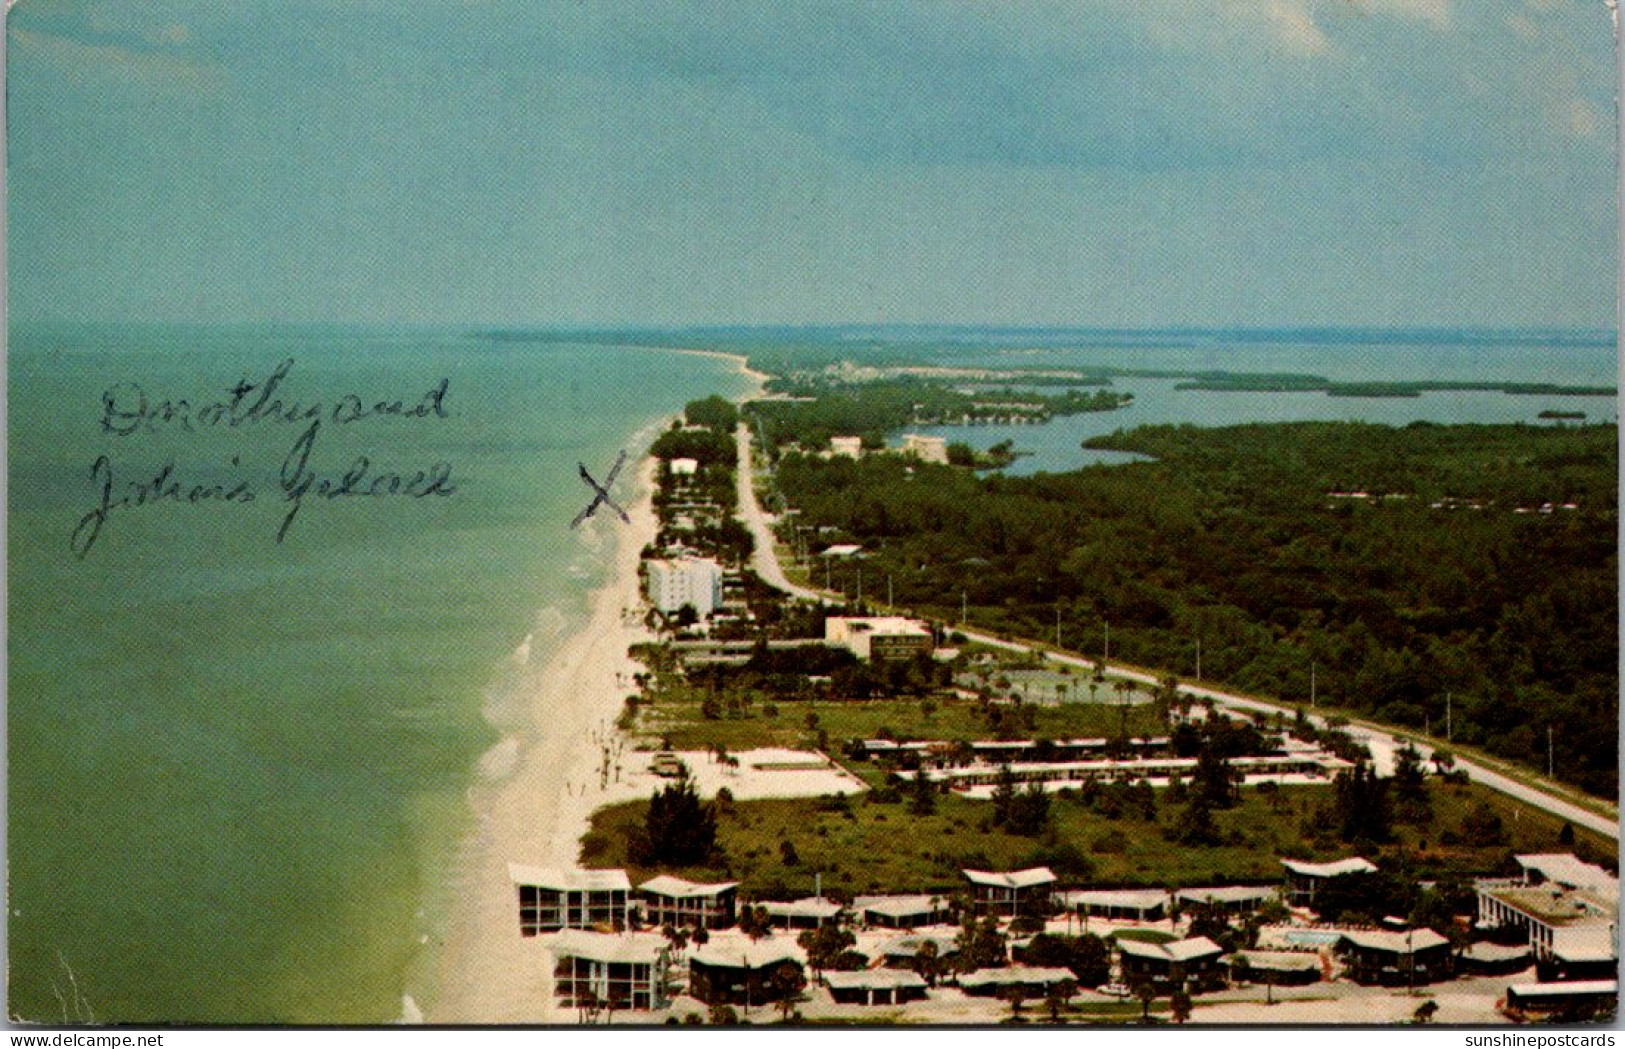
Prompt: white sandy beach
<box><xmin>424</xmin><ymin>364</ymin><xmax>767</xmax><ymax>1024</ymax></box>
<box><xmin>423</xmin><ymin>455</ymin><xmax>662</xmax><ymax>1024</ymax></box>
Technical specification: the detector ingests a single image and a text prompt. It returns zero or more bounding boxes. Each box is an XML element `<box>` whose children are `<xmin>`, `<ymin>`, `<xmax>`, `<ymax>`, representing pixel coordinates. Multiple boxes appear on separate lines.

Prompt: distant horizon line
<box><xmin>9</xmin><ymin>319</ymin><xmax>1619</xmax><ymax>344</ymax></box>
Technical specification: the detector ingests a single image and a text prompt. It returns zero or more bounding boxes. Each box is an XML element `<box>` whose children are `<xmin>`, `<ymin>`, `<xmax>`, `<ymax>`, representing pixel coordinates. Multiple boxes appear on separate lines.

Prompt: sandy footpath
<box><xmin>423</xmin><ymin>456</ymin><xmax>660</xmax><ymax>1024</ymax></box>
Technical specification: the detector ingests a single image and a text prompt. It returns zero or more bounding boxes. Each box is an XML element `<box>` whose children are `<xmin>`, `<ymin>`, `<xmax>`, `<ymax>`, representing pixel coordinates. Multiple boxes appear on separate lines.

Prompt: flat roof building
<box><xmin>689</xmin><ymin>938</ymin><xmax>805</xmax><ymax>1006</ymax></box>
<box><xmin>1177</xmin><ymin>886</ymin><xmax>1279</xmax><ymax>914</ymax></box>
<box><xmin>761</xmin><ymin>897</ymin><xmax>844</xmax><ymax>930</ymax></box>
<box><xmin>958</xmin><ymin>966</ymin><xmax>1076</xmax><ymax>997</ymax></box>
<box><xmin>1478</xmin><ymin>857</ymin><xmax>1618</xmax><ymax>969</ymax></box>
<box><xmin>1116</xmin><ymin>936</ymin><xmax>1226</xmax><ymax>992</ymax></box>
<box><xmin>826</xmin><ymin>616</ymin><xmax>933</xmax><ymax>662</ymax></box>
<box><xmin>639</xmin><ymin>875</ymin><xmax>738</xmax><ymax>930</ymax></box>
<box><xmin>963</xmin><ymin>867</ymin><xmax>1056</xmax><ymax>917</ymax></box>
<box><xmin>1280</xmin><ymin>857</ymin><xmax>1377</xmax><ymax>909</ymax></box>
<box><xmin>1059</xmin><ymin>888</ymin><xmax>1169</xmax><ymax>923</ymax></box>
<box><xmin>829</xmin><ymin>436</ymin><xmax>863</xmax><ymax>459</ymax></box>
<box><xmin>854</xmin><ymin>894</ymin><xmax>954</xmax><ymax>930</ymax></box>
<box><xmin>1337</xmin><ymin>928</ymin><xmax>1453</xmax><ymax>986</ymax></box>
<box><xmin>509</xmin><ymin>865</ymin><xmax>631</xmax><ymax>935</ymax></box>
<box><xmin>647</xmin><ymin>557</ymin><xmax>724</xmax><ymax>618</ymax></box>
<box><xmin>823</xmin><ymin>968</ymin><xmax>928</xmax><ymax>1006</ymax></box>
<box><xmin>550</xmin><ymin>930</ymin><xmax>670</xmax><ymax>1012</ymax></box>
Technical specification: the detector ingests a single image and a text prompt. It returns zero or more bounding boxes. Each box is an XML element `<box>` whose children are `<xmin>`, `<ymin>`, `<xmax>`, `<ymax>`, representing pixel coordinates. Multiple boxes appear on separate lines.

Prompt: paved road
<box><xmin>732</xmin><ymin>423</ymin><xmax>1619</xmax><ymax>841</ymax></box>
<box><xmin>736</xmin><ymin>422</ymin><xmax>826</xmax><ymax>601</ymax></box>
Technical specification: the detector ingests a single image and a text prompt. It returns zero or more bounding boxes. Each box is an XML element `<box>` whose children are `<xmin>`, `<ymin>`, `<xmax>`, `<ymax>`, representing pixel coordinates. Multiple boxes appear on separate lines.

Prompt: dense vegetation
<box><xmin>583</xmin><ymin>775</ymin><xmax>1609</xmax><ymax>900</ymax></box>
<box><xmin>769</xmin><ymin>421</ymin><xmax>1618</xmax><ymax>796</ymax></box>
<box><xmin>748</xmin><ymin>377</ymin><xmax>1129</xmax><ymax>452</ymax></box>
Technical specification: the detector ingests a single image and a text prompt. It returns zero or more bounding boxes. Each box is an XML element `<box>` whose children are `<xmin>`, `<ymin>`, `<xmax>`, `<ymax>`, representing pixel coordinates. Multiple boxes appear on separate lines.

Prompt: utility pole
<box><xmin>1446</xmin><ymin>692</ymin><xmax>1453</xmax><ymax>743</ymax></box>
<box><xmin>1055</xmin><ymin>603</ymin><xmax>1062</xmax><ymax>649</ymax></box>
<box><xmin>888</xmin><ymin>575</ymin><xmax>893</xmax><ymax>610</ymax></box>
<box><xmin>961</xmin><ymin>590</ymin><xmax>967</xmax><ymax>625</ymax></box>
<box><xmin>1103</xmin><ymin>620</ymin><xmax>1110</xmax><ymax>663</ymax></box>
<box><xmin>1195</xmin><ymin>635</ymin><xmax>1202</xmax><ymax>682</ymax></box>
<box><xmin>1548</xmin><ymin>726</ymin><xmax>1555</xmax><ymax>779</ymax></box>
<box><xmin>1310</xmin><ymin>662</ymin><xmax>1317</xmax><ymax>708</ymax></box>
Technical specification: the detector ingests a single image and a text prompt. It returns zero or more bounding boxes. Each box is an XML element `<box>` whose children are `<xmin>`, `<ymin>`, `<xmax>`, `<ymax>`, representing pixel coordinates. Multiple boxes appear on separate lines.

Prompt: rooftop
<box><xmin>1280</xmin><ymin>857</ymin><xmax>1377</xmax><ymax>879</ymax></box>
<box><xmin>823</xmin><ymin>969</ymin><xmax>928</xmax><ymax>991</ymax></box>
<box><xmin>507</xmin><ymin>865</ymin><xmax>631</xmax><ymax>893</ymax></box>
<box><xmin>1226</xmin><ymin>951</ymin><xmax>1321</xmax><ymax>972</ymax></box>
<box><xmin>639</xmin><ymin>875</ymin><xmax>739</xmax><ymax>899</ymax></box>
<box><xmin>880</xmin><ymin>932</ymin><xmax>959</xmax><ymax>957</ymax></box>
<box><xmin>1178</xmin><ymin>886</ymin><xmax>1278</xmax><ymax>905</ymax></box>
<box><xmin>690</xmin><ymin>937</ymin><xmax>802</xmax><ymax>970</ymax></box>
<box><xmin>853</xmin><ymin>894</ymin><xmax>950</xmax><ymax>918</ymax></box>
<box><xmin>1340</xmin><ymin>928</ymin><xmax>1450</xmax><ymax>954</ymax></box>
<box><xmin>550</xmin><ymin>930</ymin><xmax>668</xmax><ymax>966</ymax></box>
<box><xmin>958</xmin><ymin>966</ymin><xmax>1076</xmax><ymax>988</ymax></box>
<box><xmin>1117</xmin><ymin>936</ymin><xmax>1224</xmax><ymax>963</ymax></box>
<box><xmin>963</xmin><ymin>867</ymin><xmax>1057</xmax><ymax>890</ymax></box>
<box><xmin>1059</xmin><ymin>888</ymin><xmax>1169</xmax><ymax>910</ymax></box>
<box><xmin>762</xmin><ymin>897</ymin><xmax>844</xmax><ymax>919</ymax></box>
<box><xmin>1516</xmin><ymin>853</ymin><xmax>1620</xmax><ymax>894</ymax></box>
<box><xmin>1482</xmin><ymin>885</ymin><xmax>1617</xmax><ymax>927</ymax></box>
<box><xmin>1509</xmin><ymin>980</ymin><xmax>1618</xmax><ymax>998</ymax></box>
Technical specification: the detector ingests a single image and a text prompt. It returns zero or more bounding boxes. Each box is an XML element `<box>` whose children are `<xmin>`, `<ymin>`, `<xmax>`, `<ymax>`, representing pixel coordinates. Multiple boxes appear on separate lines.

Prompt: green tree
<box><xmin>1174</xmin><ymin>793</ymin><xmax>1221</xmax><ymax>846</ymax></box>
<box><xmin>629</xmin><ymin>774</ymin><xmax>718</xmax><ymax>866</ymax></box>
<box><xmin>955</xmin><ymin>916</ymin><xmax>1009</xmax><ymax>972</ymax></box>
<box><xmin>910</xmin><ymin>771</ymin><xmax>937</xmax><ymax>816</ymax></box>
<box><xmin>1194</xmin><ymin>740</ymin><xmax>1238</xmax><ymax>808</ymax></box>
<box><xmin>1393</xmin><ymin>743</ymin><xmax>1431</xmax><ymax>823</ymax></box>
<box><xmin>797</xmin><ymin>923</ymin><xmax>856</xmax><ymax>977</ymax></box>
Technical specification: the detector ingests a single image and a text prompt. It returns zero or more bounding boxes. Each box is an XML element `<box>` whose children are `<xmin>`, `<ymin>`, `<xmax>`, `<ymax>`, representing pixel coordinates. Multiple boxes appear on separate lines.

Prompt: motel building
<box><xmin>1177</xmin><ymin>885</ymin><xmax>1279</xmax><ymax>915</ymax></box>
<box><xmin>824</xmin><ymin>616</ymin><xmax>934</xmax><ymax>663</ymax></box>
<box><xmin>1336</xmin><ymin>928</ymin><xmax>1454</xmax><ymax>987</ymax></box>
<box><xmin>823</xmin><ymin>968</ymin><xmax>929</xmax><ymax>1007</ymax></box>
<box><xmin>688</xmin><ymin>939</ymin><xmax>806</xmax><ymax>1007</ymax></box>
<box><xmin>1059</xmin><ymin>888</ymin><xmax>1169</xmax><ymax>924</ymax></box>
<box><xmin>509</xmin><ymin>864</ymin><xmax>631</xmax><ymax>935</ymax></box>
<box><xmin>1115</xmin><ymin>936</ymin><xmax>1226</xmax><ymax>993</ymax></box>
<box><xmin>1475</xmin><ymin>852</ymin><xmax>1618</xmax><ymax>980</ymax></box>
<box><xmin>762</xmin><ymin>896</ymin><xmax>845</xmax><ymax>930</ymax></box>
<box><xmin>854</xmin><ymin>893</ymin><xmax>954</xmax><ymax>930</ymax></box>
<box><xmin>639</xmin><ymin>875</ymin><xmax>739</xmax><ymax>930</ymax></box>
<box><xmin>878</xmin><ymin>931</ymin><xmax>960</xmax><ymax>972</ymax></box>
<box><xmin>958</xmin><ymin>966</ymin><xmax>1077</xmax><ymax>998</ymax></box>
<box><xmin>1279</xmin><ymin>856</ymin><xmax>1377</xmax><ymax>909</ymax></box>
<box><xmin>962</xmin><ymin>867</ymin><xmax>1057</xmax><ymax>918</ymax></box>
<box><xmin>550</xmin><ymin>929</ymin><xmax>670</xmax><ymax>1012</ymax></box>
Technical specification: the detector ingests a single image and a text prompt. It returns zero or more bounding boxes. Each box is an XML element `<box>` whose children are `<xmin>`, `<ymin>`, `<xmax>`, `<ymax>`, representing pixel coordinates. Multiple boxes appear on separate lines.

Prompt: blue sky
<box><xmin>6</xmin><ymin>0</ymin><xmax>1618</xmax><ymax>328</ymax></box>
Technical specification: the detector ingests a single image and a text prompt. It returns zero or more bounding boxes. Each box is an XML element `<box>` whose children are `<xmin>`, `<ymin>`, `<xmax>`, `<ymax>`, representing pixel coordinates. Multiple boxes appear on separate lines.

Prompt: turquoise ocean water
<box><xmin>7</xmin><ymin>325</ymin><xmax>751</xmax><ymax>1023</ymax></box>
<box><xmin>6</xmin><ymin>325</ymin><xmax>1615</xmax><ymax>1022</ymax></box>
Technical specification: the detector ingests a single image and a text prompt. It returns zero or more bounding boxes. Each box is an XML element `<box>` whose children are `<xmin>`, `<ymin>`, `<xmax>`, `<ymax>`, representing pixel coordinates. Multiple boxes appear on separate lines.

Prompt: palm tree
<box><xmin>1134</xmin><ymin>981</ymin><xmax>1158</xmax><ymax>1023</ymax></box>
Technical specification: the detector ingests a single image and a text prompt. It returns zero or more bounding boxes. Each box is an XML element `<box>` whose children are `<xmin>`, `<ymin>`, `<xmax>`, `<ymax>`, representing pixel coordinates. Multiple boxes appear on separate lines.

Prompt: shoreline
<box><xmin>421</xmin><ymin>450</ymin><xmax>662</xmax><ymax>1023</ymax></box>
<box><xmin>420</xmin><ymin>356</ymin><xmax>762</xmax><ymax>1023</ymax></box>
<box><xmin>627</xmin><ymin>343</ymin><xmax>772</xmax><ymax>391</ymax></box>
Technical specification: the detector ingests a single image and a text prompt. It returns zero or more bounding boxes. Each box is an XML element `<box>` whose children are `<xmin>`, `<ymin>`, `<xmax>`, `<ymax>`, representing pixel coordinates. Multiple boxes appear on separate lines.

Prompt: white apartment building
<box><xmin>646</xmin><ymin>557</ymin><xmax>724</xmax><ymax>617</ymax></box>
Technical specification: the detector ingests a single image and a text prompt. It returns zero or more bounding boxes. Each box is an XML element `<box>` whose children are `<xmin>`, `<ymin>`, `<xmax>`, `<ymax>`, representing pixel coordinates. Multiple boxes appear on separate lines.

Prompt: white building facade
<box><xmin>647</xmin><ymin>557</ymin><xmax>724</xmax><ymax>617</ymax></box>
